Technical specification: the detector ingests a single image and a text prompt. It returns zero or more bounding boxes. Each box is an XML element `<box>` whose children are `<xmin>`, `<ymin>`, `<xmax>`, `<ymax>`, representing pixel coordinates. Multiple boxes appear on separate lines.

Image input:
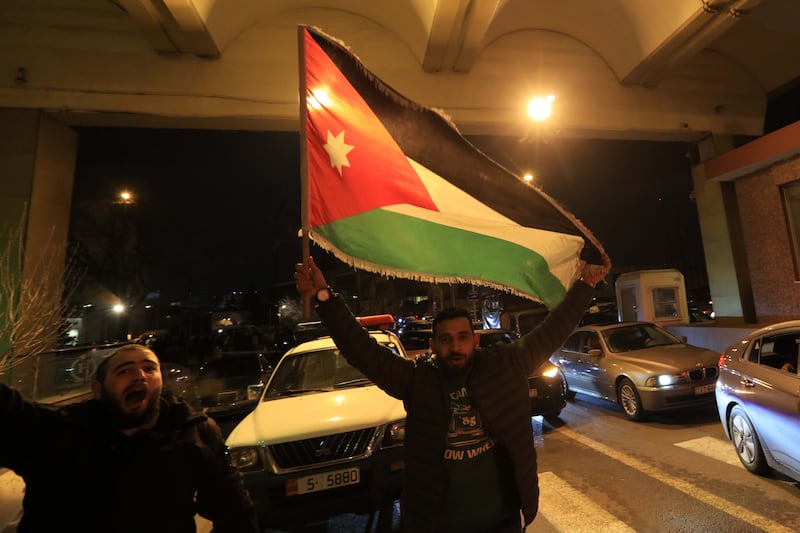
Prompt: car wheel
<box><xmin>563</xmin><ymin>379</ymin><xmax>577</xmax><ymax>400</ymax></box>
<box><xmin>617</xmin><ymin>377</ymin><xmax>645</xmax><ymax>421</ymax></box>
<box><xmin>729</xmin><ymin>405</ymin><xmax>769</xmax><ymax>475</ymax></box>
<box><xmin>543</xmin><ymin>411</ymin><xmax>562</xmax><ymax>424</ymax></box>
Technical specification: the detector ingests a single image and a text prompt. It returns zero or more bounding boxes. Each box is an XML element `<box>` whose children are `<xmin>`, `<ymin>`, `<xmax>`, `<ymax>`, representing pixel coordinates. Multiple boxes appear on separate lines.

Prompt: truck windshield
<box><xmin>264</xmin><ymin>348</ymin><xmax>376</xmax><ymax>400</ymax></box>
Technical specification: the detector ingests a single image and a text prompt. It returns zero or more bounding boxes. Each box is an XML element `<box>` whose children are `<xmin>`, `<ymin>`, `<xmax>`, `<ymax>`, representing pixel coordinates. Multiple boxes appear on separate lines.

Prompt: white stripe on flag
<box><xmin>385</xmin><ymin>158</ymin><xmax>584</xmax><ymax>286</ymax></box>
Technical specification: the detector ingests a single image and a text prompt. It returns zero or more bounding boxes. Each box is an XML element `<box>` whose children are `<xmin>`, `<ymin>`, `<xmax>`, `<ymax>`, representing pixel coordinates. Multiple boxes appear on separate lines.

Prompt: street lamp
<box><xmin>527</xmin><ymin>94</ymin><xmax>555</xmax><ymax>121</ymax></box>
<box><xmin>117</xmin><ymin>190</ymin><xmax>134</xmax><ymax>205</ymax></box>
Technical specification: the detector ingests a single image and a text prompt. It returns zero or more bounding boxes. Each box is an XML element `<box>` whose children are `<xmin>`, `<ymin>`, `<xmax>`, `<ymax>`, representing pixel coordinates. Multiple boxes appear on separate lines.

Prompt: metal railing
<box><xmin>0</xmin><ymin>342</ymin><xmax>130</xmax><ymax>404</ymax></box>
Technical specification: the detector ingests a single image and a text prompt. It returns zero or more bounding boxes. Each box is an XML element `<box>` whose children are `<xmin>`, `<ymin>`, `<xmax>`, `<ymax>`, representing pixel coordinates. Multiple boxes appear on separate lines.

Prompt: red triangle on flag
<box><xmin>303</xmin><ymin>29</ymin><xmax>438</xmax><ymax>229</ymax></box>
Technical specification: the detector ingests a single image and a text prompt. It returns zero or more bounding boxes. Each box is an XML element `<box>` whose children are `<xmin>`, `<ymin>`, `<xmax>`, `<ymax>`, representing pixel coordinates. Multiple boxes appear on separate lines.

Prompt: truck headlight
<box><xmin>229</xmin><ymin>447</ymin><xmax>263</xmax><ymax>471</ymax></box>
<box><xmin>382</xmin><ymin>420</ymin><xmax>406</xmax><ymax>448</ymax></box>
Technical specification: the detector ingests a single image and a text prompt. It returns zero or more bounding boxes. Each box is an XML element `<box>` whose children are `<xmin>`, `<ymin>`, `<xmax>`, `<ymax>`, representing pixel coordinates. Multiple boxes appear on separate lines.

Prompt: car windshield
<box><xmin>264</xmin><ymin>347</ymin><xmax>376</xmax><ymax>400</ymax></box>
<box><xmin>602</xmin><ymin>324</ymin><xmax>681</xmax><ymax>353</ymax></box>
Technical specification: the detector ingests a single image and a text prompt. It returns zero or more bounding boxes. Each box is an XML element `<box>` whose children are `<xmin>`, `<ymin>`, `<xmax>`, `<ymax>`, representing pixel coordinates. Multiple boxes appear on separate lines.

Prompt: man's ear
<box><xmin>91</xmin><ymin>380</ymin><xmax>102</xmax><ymax>400</ymax></box>
<box><xmin>473</xmin><ymin>333</ymin><xmax>480</xmax><ymax>350</ymax></box>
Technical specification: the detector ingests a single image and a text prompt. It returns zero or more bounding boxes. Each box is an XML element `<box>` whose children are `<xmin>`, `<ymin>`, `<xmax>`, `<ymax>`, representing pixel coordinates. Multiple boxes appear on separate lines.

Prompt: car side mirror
<box><xmin>587</xmin><ymin>348</ymin><xmax>602</xmax><ymax>359</ymax></box>
<box><xmin>247</xmin><ymin>383</ymin><xmax>265</xmax><ymax>400</ymax></box>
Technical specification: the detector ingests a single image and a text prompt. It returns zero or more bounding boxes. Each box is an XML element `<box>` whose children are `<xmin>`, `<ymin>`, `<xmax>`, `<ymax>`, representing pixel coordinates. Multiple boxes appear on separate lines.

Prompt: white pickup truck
<box><xmin>225</xmin><ymin>315</ymin><xmax>407</xmax><ymax>531</ymax></box>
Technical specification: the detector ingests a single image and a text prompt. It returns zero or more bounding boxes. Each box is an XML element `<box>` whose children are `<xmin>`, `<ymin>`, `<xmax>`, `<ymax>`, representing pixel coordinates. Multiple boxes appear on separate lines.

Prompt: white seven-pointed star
<box><xmin>323</xmin><ymin>130</ymin><xmax>355</xmax><ymax>175</ymax></box>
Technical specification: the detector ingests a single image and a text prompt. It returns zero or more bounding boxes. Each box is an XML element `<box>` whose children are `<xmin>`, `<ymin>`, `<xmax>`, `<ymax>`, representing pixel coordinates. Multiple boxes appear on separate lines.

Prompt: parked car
<box><xmin>716</xmin><ymin>322</ymin><xmax>800</xmax><ymax>482</ymax></box>
<box><xmin>550</xmin><ymin>322</ymin><xmax>719</xmax><ymax>421</ymax></box>
<box><xmin>475</xmin><ymin>328</ymin><xmax>516</xmax><ymax>347</ymax></box>
<box><xmin>396</xmin><ymin>317</ymin><xmax>433</xmax><ymax>335</ymax></box>
<box><xmin>191</xmin><ymin>352</ymin><xmax>272</xmax><ymax>419</ymax></box>
<box><xmin>476</xmin><ymin>329</ymin><xmax>566</xmax><ymax>420</ymax></box>
<box><xmin>225</xmin><ymin>315</ymin><xmax>407</xmax><ymax>531</ymax></box>
<box><xmin>399</xmin><ymin>328</ymin><xmax>432</xmax><ymax>359</ymax></box>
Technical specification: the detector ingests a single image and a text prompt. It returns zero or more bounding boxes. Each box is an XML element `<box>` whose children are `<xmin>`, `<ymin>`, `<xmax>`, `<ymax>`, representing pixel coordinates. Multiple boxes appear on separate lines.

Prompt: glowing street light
<box><xmin>527</xmin><ymin>94</ymin><xmax>555</xmax><ymax>121</ymax></box>
<box><xmin>117</xmin><ymin>190</ymin><xmax>134</xmax><ymax>205</ymax></box>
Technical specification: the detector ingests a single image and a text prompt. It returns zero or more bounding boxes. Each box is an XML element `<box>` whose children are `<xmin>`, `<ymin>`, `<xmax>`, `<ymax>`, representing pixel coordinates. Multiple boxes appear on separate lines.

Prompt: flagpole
<box><xmin>298</xmin><ymin>25</ymin><xmax>312</xmax><ymax>319</ymax></box>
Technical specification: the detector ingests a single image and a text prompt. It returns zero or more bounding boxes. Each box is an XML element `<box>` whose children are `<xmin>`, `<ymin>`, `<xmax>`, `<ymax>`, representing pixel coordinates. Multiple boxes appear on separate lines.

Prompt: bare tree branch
<box><xmin>0</xmin><ymin>212</ymin><xmax>82</xmax><ymax>371</ymax></box>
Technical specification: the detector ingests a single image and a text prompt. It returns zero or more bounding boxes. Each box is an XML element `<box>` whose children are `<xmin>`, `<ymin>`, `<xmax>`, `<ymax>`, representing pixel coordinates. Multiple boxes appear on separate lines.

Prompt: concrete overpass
<box><xmin>2</xmin><ymin>0</ymin><xmax>800</xmax><ymax>329</ymax></box>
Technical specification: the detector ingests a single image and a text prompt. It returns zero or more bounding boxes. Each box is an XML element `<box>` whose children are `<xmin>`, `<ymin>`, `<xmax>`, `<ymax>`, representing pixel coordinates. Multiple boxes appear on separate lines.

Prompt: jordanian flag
<box><xmin>299</xmin><ymin>26</ymin><xmax>605</xmax><ymax>308</ymax></box>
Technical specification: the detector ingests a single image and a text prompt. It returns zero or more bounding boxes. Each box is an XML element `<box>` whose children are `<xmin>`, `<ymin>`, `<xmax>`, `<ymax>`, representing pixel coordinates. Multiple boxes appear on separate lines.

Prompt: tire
<box><xmin>617</xmin><ymin>377</ymin><xmax>645</xmax><ymax>421</ymax></box>
<box><xmin>543</xmin><ymin>411</ymin><xmax>562</xmax><ymax>424</ymax></box>
<box><xmin>729</xmin><ymin>405</ymin><xmax>769</xmax><ymax>475</ymax></box>
<box><xmin>564</xmin><ymin>378</ymin><xmax>577</xmax><ymax>400</ymax></box>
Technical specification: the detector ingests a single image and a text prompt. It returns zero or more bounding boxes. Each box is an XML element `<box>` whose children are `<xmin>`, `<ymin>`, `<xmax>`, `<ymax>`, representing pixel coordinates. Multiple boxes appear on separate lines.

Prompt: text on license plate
<box><xmin>694</xmin><ymin>383</ymin><xmax>715</xmax><ymax>395</ymax></box>
<box><xmin>286</xmin><ymin>467</ymin><xmax>360</xmax><ymax>496</ymax></box>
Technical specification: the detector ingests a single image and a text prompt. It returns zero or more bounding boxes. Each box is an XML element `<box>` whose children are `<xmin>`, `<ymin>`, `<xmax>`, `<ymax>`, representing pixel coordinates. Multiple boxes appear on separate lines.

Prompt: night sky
<box><xmin>70</xmin><ymin>127</ymin><xmax>706</xmax><ymax>301</ymax></box>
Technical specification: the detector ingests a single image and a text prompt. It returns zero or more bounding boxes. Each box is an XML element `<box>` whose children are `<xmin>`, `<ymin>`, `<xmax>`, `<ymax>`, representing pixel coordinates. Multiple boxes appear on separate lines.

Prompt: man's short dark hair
<box><xmin>93</xmin><ymin>344</ymin><xmax>152</xmax><ymax>383</ymax></box>
<box><xmin>432</xmin><ymin>307</ymin><xmax>474</xmax><ymax>337</ymax></box>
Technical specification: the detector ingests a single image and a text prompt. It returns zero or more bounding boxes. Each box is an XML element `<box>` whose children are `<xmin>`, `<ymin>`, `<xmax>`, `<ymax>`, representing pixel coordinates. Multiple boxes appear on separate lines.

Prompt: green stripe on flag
<box><xmin>313</xmin><ymin>209</ymin><xmax>568</xmax><ymax>308</ymax></box>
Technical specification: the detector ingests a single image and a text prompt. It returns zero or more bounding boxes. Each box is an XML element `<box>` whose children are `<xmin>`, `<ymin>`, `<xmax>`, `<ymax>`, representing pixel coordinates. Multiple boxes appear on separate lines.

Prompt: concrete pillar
<box><xmin>691</xmin><ymin>135</ymin><xmax>755</xmax><ymax>324</ymax></box>
<box><xmin>0</xmin><ymin>109</ymin><xmax>77</xmax><ymax>391</ymax></box>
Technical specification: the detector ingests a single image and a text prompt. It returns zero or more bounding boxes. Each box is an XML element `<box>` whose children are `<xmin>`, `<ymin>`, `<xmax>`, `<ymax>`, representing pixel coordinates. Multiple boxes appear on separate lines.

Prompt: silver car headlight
<box><xmin>229</xmin><ymin>447</ymin><xmax>264</xmax><ymax>471</ymax></box>
<box><xmin>645</xmin><ymin>373</ymin><xmax>686</xmax><ymax>387</ymax></box>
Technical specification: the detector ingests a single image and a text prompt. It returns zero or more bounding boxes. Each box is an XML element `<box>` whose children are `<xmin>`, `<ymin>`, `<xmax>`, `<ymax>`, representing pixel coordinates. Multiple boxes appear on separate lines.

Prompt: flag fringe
<box><xmin>309</xmin><ymin>231</ymin><xmax>575</xmax><ymax>306</ymax></box>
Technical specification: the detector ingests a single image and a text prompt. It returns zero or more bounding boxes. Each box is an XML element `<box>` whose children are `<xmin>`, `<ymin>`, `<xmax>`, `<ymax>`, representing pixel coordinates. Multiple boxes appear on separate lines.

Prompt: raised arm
<box><xmin>294</xmin><ymin>258</ymin><xmax>414</xmax><ymax>399</ymax></box>
<box><xmin>514</xmin><ymin>254</ymin><xmax>611</xmax><ymax>374</ymax></box>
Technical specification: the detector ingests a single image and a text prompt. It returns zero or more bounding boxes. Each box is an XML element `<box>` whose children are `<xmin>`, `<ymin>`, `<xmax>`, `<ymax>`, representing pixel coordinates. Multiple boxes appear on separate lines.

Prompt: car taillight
<box><xmin>717</xmin><ymin>353</ymin><xmax>726</xmax><ymax>368</ymax></box>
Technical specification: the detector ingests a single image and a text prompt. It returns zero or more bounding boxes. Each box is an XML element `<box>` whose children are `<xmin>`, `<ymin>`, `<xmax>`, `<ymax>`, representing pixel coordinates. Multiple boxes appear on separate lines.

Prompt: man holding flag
<box><xmin>295</xmin><ymin>255</ymin><xmax>609</xmax><ymax>532</ymax></box>
<box><xmin>296</xmin><ymin>24</ymin><xmax>611</xmax><ymax>532</ymax></box>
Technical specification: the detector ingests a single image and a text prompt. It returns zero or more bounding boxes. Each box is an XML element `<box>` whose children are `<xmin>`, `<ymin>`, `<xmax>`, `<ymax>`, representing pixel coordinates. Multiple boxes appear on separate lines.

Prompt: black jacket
<box><xmin>0</xmin><ymin>387</ymin><xmax>257</xmax><ymax>533</ymax></box>
<box><xmin>316</xmin><ymin>281</ymin><xmax>593</xmax><ymax>532</ymax></box>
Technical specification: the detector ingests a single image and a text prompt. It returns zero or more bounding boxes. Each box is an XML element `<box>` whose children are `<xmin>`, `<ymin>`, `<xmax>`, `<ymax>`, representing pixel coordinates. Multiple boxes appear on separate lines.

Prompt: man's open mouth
<box><xmin>124</xmin><ymin>389</ymin><xmax>147</xmax><ymax>405</ymax></box>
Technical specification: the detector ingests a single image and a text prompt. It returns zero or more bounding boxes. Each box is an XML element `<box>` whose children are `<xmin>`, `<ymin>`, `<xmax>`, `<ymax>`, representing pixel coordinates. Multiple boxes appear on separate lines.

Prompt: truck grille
<box><xmin>269</xmin><ymin>427</ymin><xmax>378</xmax><ymax>470</ymax></box>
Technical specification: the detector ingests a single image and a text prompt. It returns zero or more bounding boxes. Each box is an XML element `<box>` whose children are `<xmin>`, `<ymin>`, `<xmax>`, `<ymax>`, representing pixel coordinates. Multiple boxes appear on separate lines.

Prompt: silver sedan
<box><xmin>550</xmin><ymin>322</ymin><xmax>719</xmax><ymax>421</ymax></box>
<box><xmin>716</xmin><ymin>321</ymin><xmax>800</xmax><ymax>482</ymax></box>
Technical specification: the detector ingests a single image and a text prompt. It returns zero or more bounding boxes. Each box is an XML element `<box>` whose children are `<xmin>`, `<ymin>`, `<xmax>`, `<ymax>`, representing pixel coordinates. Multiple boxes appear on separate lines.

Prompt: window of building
<box><xmin>652</xmin><ymin>287</ymin><xmax>679</xmax><ymax>319</ymax></box>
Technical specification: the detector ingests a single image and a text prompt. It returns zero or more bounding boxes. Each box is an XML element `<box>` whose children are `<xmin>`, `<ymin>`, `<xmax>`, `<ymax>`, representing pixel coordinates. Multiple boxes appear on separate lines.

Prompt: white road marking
<box><xmin>674</xmin><ymin>436</ymin><xmax>742</xmax><ymax>467</ymax></box>
<box><xmin>557</xmin><ymin>427</ymin><xmax>794</xmax><ymax>533</ymax></box>
<box><xmin>534</xmin><ymin>471</ymin><xmax>637</xmax><ymax>532</ymax></box>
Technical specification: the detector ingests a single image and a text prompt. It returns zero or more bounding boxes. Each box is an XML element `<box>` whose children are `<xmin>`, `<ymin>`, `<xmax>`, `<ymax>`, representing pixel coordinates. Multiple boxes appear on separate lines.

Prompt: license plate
<box><xmin>286</xmin><ymin>467</ymin><xmax>360</xmax><ymax>496</ymax></box>
<box><xmin>528</xmin><ymin>388</ymin><xmax>539</xmax><ymax>398</ymax></box>
<box><xmin>694</xmin><ymin>383</ymin><xmax>715</xmax><ymax>395</ymax></box>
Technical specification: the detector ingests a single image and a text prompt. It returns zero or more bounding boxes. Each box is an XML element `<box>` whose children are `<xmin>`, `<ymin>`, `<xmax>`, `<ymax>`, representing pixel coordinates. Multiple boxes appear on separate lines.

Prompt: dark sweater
<box><xmin>0</xmin><ymin>388</ymin><xmax>257</xmax><ymax>533</ymax></box>
<box><xmin>316</xmin><ymin>281</ymin><xmax>593</xmax><ymax>532</ymax></box>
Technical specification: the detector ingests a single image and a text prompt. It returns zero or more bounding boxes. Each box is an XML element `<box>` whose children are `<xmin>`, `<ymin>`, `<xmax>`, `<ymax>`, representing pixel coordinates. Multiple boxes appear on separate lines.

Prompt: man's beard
<box><xmin>99</xmin><ymin>386</ymin><xmax>162</xmax><ymax>430</ymax></box>
<box><xmin>441</xmin><ymin>352</ymin><xmax>470</xmax><ymax>374</ymax></box>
